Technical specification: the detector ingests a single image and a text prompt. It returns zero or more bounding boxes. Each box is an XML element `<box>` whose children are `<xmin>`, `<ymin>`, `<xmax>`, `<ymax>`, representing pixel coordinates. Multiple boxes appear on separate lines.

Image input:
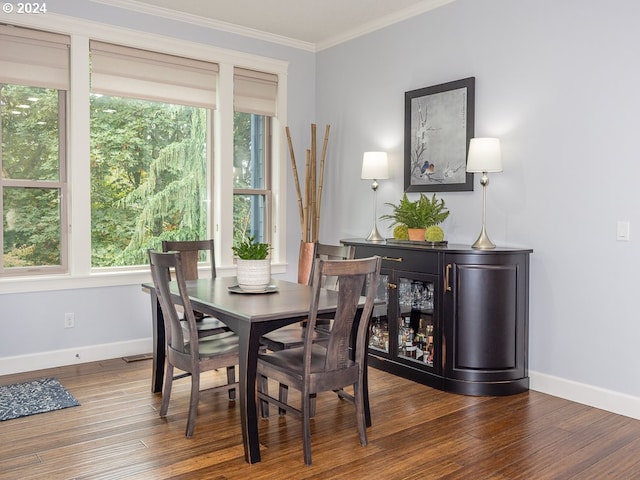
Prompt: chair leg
<box><xmin>354</xmin><ymin>380</ymin><xmax>367</xmax><ymax>446</ymax></box>
<box><xmin>278</xmin><ymin>383</ymin><xmax>289</xmax><ymax>416</ymax></box>
<box><xmin>302</xmin><ymin>391</ymin><xmax>313</xmax><ymax>465</ymax></box>
<box><xmin>309</xmin><ymin>394</ymin><xmax>317</xmax><ymax>417</ymax></box>
<box><xmin>159</xmin><ymin>363</ymin><xmax>174</xmax><ymax>418</ymax></box>
<box><xmin>185</xmin><ymin>370</ymin><xmax>200</xmax><ymax>437</ymax></box>
<box><xmin>226</xmin><ymin>366</ymin><xmax>236</xmax><ymax>400</ymax></box>
<box><xmin>276</xmin><ymin>383</ymin><xmax>315</xmax><ymax>417</ymax></box>
<box><xmin>258</xmin><ymin>374</ymin><xmax>269</xmax><ymax>418</ymax></box>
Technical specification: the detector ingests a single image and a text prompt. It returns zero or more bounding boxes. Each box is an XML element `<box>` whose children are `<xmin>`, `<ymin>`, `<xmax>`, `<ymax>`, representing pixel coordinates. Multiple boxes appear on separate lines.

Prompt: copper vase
<box><xmin>297</xmin><ymin>241</ymin><xmax>316</xmax><ymax>285</ymax></box>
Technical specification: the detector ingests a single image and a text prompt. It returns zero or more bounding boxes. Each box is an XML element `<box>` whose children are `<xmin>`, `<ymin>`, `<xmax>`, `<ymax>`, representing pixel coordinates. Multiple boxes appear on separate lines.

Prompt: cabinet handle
<box><xmin>388</xmin><ymin>282</ymin><xmax>397</xmax><ymax>289</ymax></box>
<box><xmin>382</xmin><ymin>256</ymin><xmax>403</xmax><ymax>262</ymax></box>
<box><xmin>444</xmin><ymin>264</ymin><xmax>452</xmax><ymax>292</ymax></box>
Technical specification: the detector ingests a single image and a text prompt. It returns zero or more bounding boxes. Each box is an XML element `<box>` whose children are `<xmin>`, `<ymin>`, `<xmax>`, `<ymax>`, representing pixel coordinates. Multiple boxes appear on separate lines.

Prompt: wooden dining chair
<box><xmin>259</xmin><ymin>243</ymin><xmax>355</xmax><ymax>351</ymax></box>
<box><xmin>257</xmin><ymin>255</ymin><xmax>382</xmax><ymax>465</ymax></box>
<box><xmin>259</xmin><ymin>243</ymin><xmax>356</xmax><ymax>416</ymax></box>
<box><xmin>162</xmin><ymin>239</ymin><xmax>230</xmax><ymax>338</ymax></box>
<box><xmin>148</xmin><ymin>249</ymin><xmax>239</xmax><ymax>437</ymax></box>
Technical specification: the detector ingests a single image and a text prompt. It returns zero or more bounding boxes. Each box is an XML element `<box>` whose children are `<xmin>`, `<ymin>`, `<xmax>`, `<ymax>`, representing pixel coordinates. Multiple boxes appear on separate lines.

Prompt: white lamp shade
<box><xmin>466</xmin><ymin>138</ymin><xmax>503</xmax><ymax>173</ymax></box>
<box><xmin>361</xmin><ymin>151</ymin><xmax>389</xmax><ymax>180</ymax></box>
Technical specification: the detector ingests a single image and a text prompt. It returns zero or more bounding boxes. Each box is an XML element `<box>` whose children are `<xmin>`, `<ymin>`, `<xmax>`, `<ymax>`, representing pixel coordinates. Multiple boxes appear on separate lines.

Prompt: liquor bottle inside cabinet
<box><xmin>414</xmin><ymin>332</ymin><xmax>426</xmax><ymax>361</ymax></box>
<box><xmin>369</xmin><ymin>316</ymin><xmax>389</xmax><ymax>352</ymax></box>
<box><xmin>398</xmin><ymin>318</ymin><xmax>405</xmax><ymax>356</ymax></box>
<box><xmin>409</xmin><ymin>308</ymin><xmax>421</xmax><ymax>337</ymax></box>
<box><xmin>399</xmin><ymin>317</ymin><xmax>416</xmax><ymax>358</ymax></box>
<box><xmin>426</xmin><ymin>324</ymin><xmax>434</xmax><ymax>365</ymax></box>
<box><xmin>405</xmin><ymin>318</ymin><xmax>416</xmax><ymax>358</ymax></box>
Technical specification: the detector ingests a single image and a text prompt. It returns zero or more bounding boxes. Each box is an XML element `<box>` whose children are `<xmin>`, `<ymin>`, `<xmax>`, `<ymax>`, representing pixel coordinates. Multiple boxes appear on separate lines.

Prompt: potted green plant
<box><xmin>232</xmin><ymin>234</ymin><xmax>271</xmax><ymax>292</ymax></box>
<box><xmin>381</xmin><ymin>193</ymin><xmax>450</xmax><ymax>241</ymax></box>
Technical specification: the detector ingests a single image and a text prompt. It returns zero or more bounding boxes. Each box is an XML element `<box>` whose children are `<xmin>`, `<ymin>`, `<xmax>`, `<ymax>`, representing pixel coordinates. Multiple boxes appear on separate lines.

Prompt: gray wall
<box><xmin>1</xmin><ymin>0</ymin><xmax>638</xmax><ymax>417</ymax></box>
<box><xmin>315</xmin><ymin>0</ymin><xmax>640</xmax><ymax>405</ymax></box>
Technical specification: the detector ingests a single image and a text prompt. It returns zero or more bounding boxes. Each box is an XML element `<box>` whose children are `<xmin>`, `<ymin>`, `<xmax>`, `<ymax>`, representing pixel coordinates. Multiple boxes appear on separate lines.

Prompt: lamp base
<box><xmin>472</xmin><ymin>173</ymin><xmax>496</xmax><ymax>249</ymax></box>
<box><xmin>366</xmin><ymin>224</ymin><xmax>385</xmax><ymax>242</ymax></box>
<box><xmin>471</xmin><ymin>225</ymin><xmax>496</xmax><ymax>249</ymax></box>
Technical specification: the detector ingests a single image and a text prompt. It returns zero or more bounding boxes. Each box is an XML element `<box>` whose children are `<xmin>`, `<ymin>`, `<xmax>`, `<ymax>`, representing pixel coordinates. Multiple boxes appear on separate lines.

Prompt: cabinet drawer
<box><xmin>353</xmin><ymin>246</ymin><xmax>439</xmax><ymax>274</ymax></box>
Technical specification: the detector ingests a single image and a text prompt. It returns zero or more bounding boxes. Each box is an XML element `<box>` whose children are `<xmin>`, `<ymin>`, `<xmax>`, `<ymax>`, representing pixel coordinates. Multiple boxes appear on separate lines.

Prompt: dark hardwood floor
<box><xmin>1</xmin><ymin>358</ymin><xmax>639</xmax><ymax>479</ymax></box>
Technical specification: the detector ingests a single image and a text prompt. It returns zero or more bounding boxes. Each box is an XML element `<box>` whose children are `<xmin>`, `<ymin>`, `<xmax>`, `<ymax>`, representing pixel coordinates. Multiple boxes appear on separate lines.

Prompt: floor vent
<box><xmin>122</xmin><ymin>353</ymin><xmax>153</xmax><ymax>363</ymax></box>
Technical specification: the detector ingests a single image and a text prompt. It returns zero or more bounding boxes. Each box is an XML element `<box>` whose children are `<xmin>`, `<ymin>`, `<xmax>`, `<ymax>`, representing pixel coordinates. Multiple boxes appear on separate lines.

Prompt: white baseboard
<box><xmin>0</xmin><ymin>338</ymin><xmax>153</xmax><ymax>376</ymax></box>
<box><xmin>2</xmin><ymin>347</ymin><xmax>638</xmax><ymax>421</ymax></box>
<box><xmin>530</xmin><ymin>370</ymin><xmax>640</xmax><ymax>420</ymax></box>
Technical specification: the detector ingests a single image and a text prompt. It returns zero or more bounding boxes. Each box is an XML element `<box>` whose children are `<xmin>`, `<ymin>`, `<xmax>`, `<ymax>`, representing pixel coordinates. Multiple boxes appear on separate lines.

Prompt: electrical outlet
<box><xmin>64</xmin><ymin>312</ymin><xmax>75</xmax><ymax>329</ymax></box>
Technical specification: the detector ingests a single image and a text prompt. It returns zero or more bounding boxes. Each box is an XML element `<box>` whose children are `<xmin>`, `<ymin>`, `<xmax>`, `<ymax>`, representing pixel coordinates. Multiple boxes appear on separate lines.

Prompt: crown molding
<box><xmin>91</xmin><ymin>0</ymin><xmax>456</xmax><ymax>53</ymax></box>
<box><xmin>90</xmin><ymin>0</ymin><xmax>317</xmax><ymax>52</ymax></box>
<box><xmin>7</xmin><ymin>0</ymin><xmax>456</xmax><ymax>54</ymax></box>
<box><xmin>316</xmin><ymin>0</ymin><xmax>457</xmax><ymax>51</ymax></box>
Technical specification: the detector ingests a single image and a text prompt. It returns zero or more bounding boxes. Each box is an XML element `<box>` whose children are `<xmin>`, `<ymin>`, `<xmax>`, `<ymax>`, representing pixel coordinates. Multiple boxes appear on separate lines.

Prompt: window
<box><xmin>90</xmin><ymin>96</ymin><xmax>208</xmax><ymax>267</ymax></box>
<box><xmin>0</xmin><ymin>26</ymin><xmax>69</xmax><ymax>275</ymax></box>
<box><xmin>0</xmin><ymin>21</ymin><xmax>286</xmax><ymax>285</ymax></box>
<box><xmin>232</xmin><ymin>68</ymin><xmax>277</xmax><ymax>248</ymax></box>
<box><xmin>233</xmin><ymin>112</ymin><xmax>271</xmax><ymax>246</ymax></box>
<box><xmin>89</xmin><ymin>41</ymin><xmax>217</xmax><ymax>268</ymax></box>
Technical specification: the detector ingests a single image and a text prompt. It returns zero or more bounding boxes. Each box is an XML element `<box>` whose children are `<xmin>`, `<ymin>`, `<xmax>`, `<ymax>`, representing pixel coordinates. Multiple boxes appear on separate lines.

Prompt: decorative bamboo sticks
<box><xmin>286</xmin><ymin>123</ymin><xmax>331</xmax><ymax>243</ymax></box>
<box><xmin>286</xmin><ymin>126</ymin><xmax>304</xmax><ymax>238</ymax></box>
<box><xmin>315</xmin><ymin>124</ymin><xmax>330</xmax><ymax>240</ymax></box>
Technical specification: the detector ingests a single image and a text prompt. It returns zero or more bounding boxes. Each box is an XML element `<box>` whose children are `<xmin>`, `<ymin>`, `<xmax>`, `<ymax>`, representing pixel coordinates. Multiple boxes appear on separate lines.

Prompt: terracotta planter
<box><xmin>236</xmin><ymin>258</ymin><xmax>271</xmax><ymax>292</ymax></box>
<box><xmin>407</xmin><ymin>228</ymin><xmax>426</xmax><ymax>241</ymax></box>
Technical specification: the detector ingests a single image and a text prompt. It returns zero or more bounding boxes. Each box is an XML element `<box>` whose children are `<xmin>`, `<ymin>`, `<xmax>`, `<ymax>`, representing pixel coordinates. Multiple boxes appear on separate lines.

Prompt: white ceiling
<box><xmin>99</xmin><ymin>0</ymin><xmax>456</xmax><ymax>50</ymax></box>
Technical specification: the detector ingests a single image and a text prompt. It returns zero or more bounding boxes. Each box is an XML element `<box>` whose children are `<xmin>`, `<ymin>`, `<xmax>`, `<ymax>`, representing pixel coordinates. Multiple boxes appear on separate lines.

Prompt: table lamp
<box><xmin>466</xmin><ymin>138</ymin><xmax>502</xmax><ymax>249</ymax></box>
<box><xmin>361</xmin><ymin>151</ymin><xmax>389</xmax><ymax>242</ymax></box>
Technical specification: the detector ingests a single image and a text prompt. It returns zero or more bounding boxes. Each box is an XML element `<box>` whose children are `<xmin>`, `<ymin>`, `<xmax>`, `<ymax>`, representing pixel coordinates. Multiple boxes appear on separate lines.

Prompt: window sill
<box><xmin>0</xmin><ymin>263</ymin><xmax>286</xmax><ymax>295</ymax></box>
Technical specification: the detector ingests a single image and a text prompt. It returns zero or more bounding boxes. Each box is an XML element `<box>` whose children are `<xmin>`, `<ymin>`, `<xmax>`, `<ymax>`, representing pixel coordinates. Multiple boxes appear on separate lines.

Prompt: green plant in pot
<box><xmin>232</xmin><ymin>234</ymin><xmax>271</xmax><ymax>292</ymax></box>
<box><xmin>381</xmin><ymin>193</ymin><xmax>449</xmax><ymax>242</ymax></box>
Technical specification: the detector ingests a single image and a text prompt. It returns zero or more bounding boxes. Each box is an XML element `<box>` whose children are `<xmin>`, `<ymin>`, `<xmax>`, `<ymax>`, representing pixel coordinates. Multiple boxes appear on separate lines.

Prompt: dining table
<box><xmin>143</xmin><ymin>276</ymin><xmax>372</xmax><ymax>464</ymax></box>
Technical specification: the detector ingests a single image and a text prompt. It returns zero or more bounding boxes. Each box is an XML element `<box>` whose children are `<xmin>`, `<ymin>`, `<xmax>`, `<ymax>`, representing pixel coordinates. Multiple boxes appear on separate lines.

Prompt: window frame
<box><xmin>0</xmin><ymin>15</ymin><xmax>288</xmax><ymax>294</ymax></box>
<box><xmin>233</xmin><ymin>114</ymin><xmax>273</xmax><ymax>248</ymax></box>
<box><xmin>0</xmin><ymin>79</ymin><xmax>69</xmax><ymax>277</ymax></box>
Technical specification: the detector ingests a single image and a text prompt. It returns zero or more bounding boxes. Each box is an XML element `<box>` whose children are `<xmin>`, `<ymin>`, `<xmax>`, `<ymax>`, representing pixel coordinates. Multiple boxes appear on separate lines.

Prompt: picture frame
<box><xmin>404</xmin><ymin>77</ymin><xmax>475</xmax><ymax>192</ymax></box>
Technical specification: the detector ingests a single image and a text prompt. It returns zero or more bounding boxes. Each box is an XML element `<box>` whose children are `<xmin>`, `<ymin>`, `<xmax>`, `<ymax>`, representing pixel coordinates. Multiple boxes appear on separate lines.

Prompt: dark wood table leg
<box><xmin>363</xmin><ymin>346</ymin><xmax>371</xmax><ymax>428</ymax></box>
<box><xmin>237</xmin><ymin>321</ymin><xmax>262</xmax><ymax>464</ymax></box>
<box><xmin>149</xmin><ymin>289</ymin><xmax>165</xmax><ymax>394</ymax></box>
<box><xmin>237</xmin><ymin>317</ymin><xmax>302</xmax><ymax>464</ymax></box>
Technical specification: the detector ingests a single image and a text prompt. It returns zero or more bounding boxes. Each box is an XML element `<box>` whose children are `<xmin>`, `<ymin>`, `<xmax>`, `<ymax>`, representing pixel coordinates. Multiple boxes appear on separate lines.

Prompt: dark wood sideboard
<box><xmin>341</xmin><ymin>238</ymin><xmax>532</xmax><ymax>396</ymax></box>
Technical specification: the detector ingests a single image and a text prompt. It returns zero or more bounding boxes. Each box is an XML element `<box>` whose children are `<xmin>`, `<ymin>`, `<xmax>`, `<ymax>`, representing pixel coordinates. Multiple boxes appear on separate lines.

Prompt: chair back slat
<box><xmin>326</xmin><ymin>276</ymin><xmax>365</xmax><ymax>370</ymax></box>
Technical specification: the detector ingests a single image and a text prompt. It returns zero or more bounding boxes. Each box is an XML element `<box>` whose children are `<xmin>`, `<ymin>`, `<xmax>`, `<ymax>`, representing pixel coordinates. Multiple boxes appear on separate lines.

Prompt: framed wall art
<box><xmin>404</xmin><ymin>77</ymin><xmax>475</xmax><ymax>192</ymax></box>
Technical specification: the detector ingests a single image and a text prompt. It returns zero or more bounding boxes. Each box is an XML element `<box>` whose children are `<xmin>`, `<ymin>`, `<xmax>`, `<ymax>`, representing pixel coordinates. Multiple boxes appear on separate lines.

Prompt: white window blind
<box><xmin>234</xmin><ymin>67</ymin><xmax>278</xmax><ymax>116</ymax></box>
<box><xmin>0</xmin><ymin>25</ymin><xmax>70</xmax><ymax>90</ymax></box>
<box><xmin>90</xmin><ymin>41</ymin><xmax>218</xmax><ymax>108</ymax></box>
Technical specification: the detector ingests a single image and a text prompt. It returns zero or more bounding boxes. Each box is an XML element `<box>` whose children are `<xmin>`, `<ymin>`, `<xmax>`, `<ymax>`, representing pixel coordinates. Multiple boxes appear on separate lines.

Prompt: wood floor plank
<box><xmin>1</xmin><ymin>358</ymin><xmax>639</xmax><ymax>479</ymax></box>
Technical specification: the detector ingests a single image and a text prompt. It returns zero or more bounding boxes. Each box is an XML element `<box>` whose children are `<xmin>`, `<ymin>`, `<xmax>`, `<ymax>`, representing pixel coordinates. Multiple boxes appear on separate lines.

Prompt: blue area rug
<box><xmin>0</xmin><ymin>377</ymin><xmax>80</xmax><ymax>421</ymax></box>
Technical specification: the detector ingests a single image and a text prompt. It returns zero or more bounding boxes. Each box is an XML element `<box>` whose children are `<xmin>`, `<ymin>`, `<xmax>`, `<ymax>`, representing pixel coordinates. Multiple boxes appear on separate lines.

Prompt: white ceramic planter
<box><xmin>236</xmin><ymin>259</ymin><xmax>271</xmax><ymax>292</ymax></box>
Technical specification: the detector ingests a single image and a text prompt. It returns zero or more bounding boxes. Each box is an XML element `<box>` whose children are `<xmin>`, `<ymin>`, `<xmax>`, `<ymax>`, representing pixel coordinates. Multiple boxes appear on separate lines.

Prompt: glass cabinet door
<box><xmin>396</xmin><ymin>275</ymin><xmax>436</xmax><ymax>368</ymax></box>
<box><xmin>368</xmin><ymin>273</ymin><xmax>389</xmax><ymax>354</ymax></box>
<box><xmin>368</xmin><ymin>270</ymin><xmax>439</xmax><ymax>373</ymax></box>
